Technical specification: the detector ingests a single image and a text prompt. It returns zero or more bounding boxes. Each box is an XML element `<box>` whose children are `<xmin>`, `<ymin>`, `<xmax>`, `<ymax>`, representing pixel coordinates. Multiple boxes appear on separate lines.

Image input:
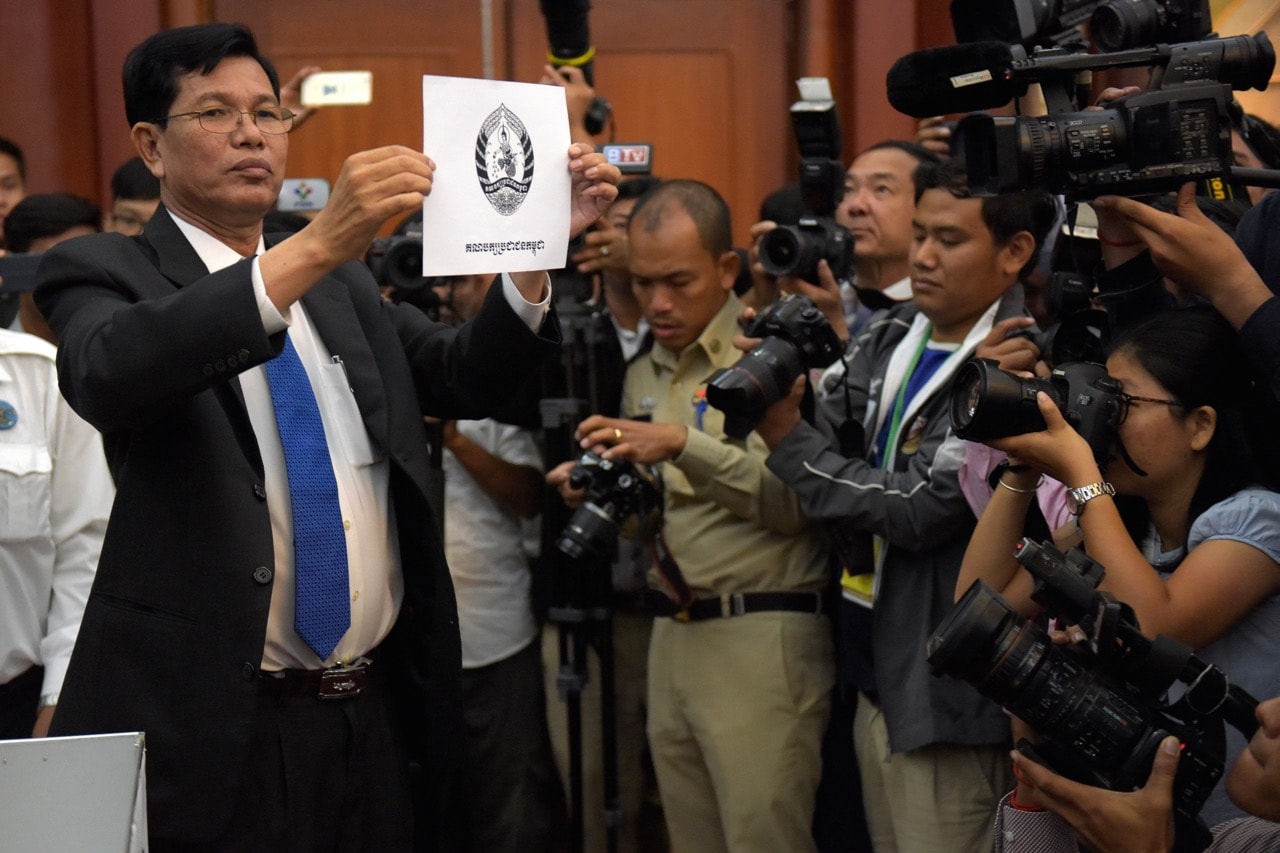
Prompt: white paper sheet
<box><xmin>421</xmin><ymin>75</ymin><xmax>571</xmax><ymax>276</ymax></box>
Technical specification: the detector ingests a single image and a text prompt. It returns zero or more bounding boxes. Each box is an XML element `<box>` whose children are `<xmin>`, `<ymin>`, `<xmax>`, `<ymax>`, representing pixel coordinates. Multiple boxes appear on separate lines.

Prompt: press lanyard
<box><xmin>881</xmin><ymin>329</ymin><xmax>931</xmax><ymax>468</ymax></box>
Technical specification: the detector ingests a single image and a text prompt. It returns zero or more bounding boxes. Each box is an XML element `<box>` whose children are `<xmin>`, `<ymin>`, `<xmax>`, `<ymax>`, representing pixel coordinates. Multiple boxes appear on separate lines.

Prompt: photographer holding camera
<box><xmin>750</xmin><ymin>157</ymin><xmax>1056</xmax><ymax>851</ymax></box>
<box><xmin>957</xmin><ymin>306</ymin><xmax>1280</xmax><ymax>828</ymax></box>
<box><xmin>554</xmin><ymin>179</ymin><xmax>834</xmax><ymax>851</ymax></box>
<box><xmin>748</xmin><ymin>140</ymin><xmax>940</xmax><ymax>341</ymax></box>
<box><xmin>990</xmin><ymin>691</ymin><xmax>1280</xmax><ymax>851</ymax></box>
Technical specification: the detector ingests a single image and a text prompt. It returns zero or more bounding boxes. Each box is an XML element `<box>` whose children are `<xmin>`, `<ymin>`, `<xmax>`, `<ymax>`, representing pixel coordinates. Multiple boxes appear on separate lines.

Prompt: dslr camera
<box><xmin>556</xmin><ymin>450</ymin><xmax>662</xmax><ymax>561</ymax></box>
<box><xmin>958</xmin><ymin>32</ymin><xmax>1275</xmax><ymax>199</ymax></box>
<box><xmin>948</xmin><ymin>357</ymin><xmax>1124</xmax><ymax>459</ymax></box>
<box><xmin>365</xmin><ymin>231</ymin><xmax>426</xmax><ymax>294</ymax></box>
<box><xmin>705</xmin><ymin>293</ymin><xmax>844</xmax><ymax>439</ymax></box>
<box><xmin>757</xmin><ymin>78</ymin><xmax>853</xmax><ymax>282</ymax></box>
<box><xmin>929</xmin><ymin>538</ymin><xmax>1259</xmax><ymax>843</ymax></box>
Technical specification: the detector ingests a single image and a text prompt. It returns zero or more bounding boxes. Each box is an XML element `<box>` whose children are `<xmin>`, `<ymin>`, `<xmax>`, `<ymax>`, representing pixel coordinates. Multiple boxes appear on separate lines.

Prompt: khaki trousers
<box><xmin>854</xmin><ymin>692</ymin><xmax>1010</xmax><ymax>853</ymax></box>
<box><xmin>647</xmin><ymin>612</ymin><xmax>834</xmax><ymax>853</ymax></box>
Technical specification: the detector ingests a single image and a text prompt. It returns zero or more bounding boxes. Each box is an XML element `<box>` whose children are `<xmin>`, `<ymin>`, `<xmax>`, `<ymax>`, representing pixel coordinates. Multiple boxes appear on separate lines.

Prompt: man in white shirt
<box><xmin>0</xmin><ymin>328</ymin><xmax>111</xmax><ymax>738</ymax></box>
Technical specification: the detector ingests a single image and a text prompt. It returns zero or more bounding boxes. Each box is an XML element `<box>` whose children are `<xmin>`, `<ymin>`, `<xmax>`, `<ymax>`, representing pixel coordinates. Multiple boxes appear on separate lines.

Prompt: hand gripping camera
<box><xmin>704</xmin><ymin>293</ymin><xmax>844</xmax><ymax>440</ymax></box>
<box><xmin>556</xmin><ymin>450</ymin><xmax>662</xmax><ymax>561</ymax></box>
<box><xmin>948</xmin><ymin>357</ymin><xmax>1125</xmax><ymax>460</ymax></box>
<box><xmin>929</xmin><ymin>539</ymin><xmax>1259</xmax><ymax>848</ymax></box>
<box><xmin>756</xmin><ymin>78</ymin><xmax>853</xmax><ymax>283</ymax></box>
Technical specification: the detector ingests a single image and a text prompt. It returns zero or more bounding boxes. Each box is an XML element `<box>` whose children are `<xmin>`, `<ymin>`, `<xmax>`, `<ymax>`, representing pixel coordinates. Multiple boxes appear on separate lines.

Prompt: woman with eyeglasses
<box><xmin>956</xmin><ymin>304</ymin><xmax>1280</xmax><ymax>827</ymax></box>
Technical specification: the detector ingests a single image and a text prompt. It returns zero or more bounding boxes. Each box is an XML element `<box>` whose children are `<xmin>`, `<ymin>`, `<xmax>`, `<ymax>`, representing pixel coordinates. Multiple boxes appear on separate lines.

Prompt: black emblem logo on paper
<box><xmin>475</xmin><ymin>104</ymin><xmax>534</xmax><ymax>216</ymax></box>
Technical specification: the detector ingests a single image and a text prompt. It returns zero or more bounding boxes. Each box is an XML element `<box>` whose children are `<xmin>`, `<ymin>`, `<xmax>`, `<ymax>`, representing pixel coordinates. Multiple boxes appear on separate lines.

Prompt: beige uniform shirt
<box><xmin>622</xmin><ymin>294</ymin><xmax>828</xmax><ymax>596</ymax></box>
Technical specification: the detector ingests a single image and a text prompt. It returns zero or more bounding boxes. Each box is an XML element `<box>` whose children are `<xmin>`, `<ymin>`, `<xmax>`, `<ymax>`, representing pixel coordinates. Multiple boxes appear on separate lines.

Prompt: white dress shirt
<box><xmin>0</xmin><ymin>329</ymin><xmax>113</xmax><ymax>699</ymax></box>
<box><xmin>168</xmin><ymin>210</ymin><xmax>549</xmax><ymax>669</ymax></box>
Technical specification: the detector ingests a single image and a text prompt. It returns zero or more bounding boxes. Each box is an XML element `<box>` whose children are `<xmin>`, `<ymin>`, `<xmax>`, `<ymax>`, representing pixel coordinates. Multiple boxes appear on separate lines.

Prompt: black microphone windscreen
<box><xmin>886</xmin><ymin>42</ymin><xmax>1020</xmax><ymax>118</ymax></box>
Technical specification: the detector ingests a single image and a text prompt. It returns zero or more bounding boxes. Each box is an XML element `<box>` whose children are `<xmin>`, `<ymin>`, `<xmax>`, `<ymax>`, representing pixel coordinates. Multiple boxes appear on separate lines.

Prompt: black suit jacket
<box><xmin>35</xmin><ymin>208</ymin><xmax>557</xmax><ymax>844</ymax></box>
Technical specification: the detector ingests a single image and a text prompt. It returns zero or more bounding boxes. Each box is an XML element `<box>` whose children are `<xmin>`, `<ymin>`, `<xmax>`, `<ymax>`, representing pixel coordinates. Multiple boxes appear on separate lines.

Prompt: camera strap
<box><xmin>649</xmin><ymin>523</ymin><xmax>695</xmax><ymax>609</ymax></box>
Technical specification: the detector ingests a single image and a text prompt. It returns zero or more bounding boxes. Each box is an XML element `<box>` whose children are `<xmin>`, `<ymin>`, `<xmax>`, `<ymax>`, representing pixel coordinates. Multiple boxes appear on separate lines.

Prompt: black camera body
<box><xmin>929</xmin><ymin>539</ymin><xmax>1259</xmax><ymax>837</ymax></box>
<box><xmin>556</xmin><ymin>450</ymin><xmax>662</xmax><ymax>561</ymax></box>
<box><xmin>757</xmin><ymin>80</ymin><xmax>853</xmax><ymax>282</ymax></box>
<box><xmin>704</xmin><ymin>294</ymin><xmax>844</xmax><ymax>439</ymax></box>
<box><xmin>958</xmin><ymin>33</ymin><xmax>1275</xmax><ymax>199</ymax></box>
<box><xmin>365</xmin><ymin>233</ymin><xmax>426</xmax><ymax>294</ymax></box>
<box><xmin>949</xmin><ymin>357</ymin><xmax>1124</xmax><ymax>460</ymax></box>
<box><xmin>758</xmin><ymin>216</ymin><xmax>854</xmax><ymax>284</ymax></box>
<box><xmin>951</xmin><ymin>0</ymin><xmax>1209</xmax><ymax>52</ymax></box>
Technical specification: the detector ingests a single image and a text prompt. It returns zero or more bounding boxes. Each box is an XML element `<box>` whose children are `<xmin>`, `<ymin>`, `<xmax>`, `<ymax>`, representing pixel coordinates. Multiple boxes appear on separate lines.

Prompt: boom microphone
<box><xmin>886</xmin><ymin>42</ymin><xmax>1022</xmax><ymax>118</ymax></box>
<box><xmin>887</xmin><ymin>34</ymin><xmax>1275</xmax><ymax>120</ymax></box>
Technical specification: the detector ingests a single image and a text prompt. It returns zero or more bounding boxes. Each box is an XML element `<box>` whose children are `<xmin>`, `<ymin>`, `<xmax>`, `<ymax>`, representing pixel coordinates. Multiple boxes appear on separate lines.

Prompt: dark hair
<box><xmin>110</xmin><ymin>156</ymin><xmax>160</xmax><ymax>202</ymax></box>
<box><xmin>122</xmin><ymin>22</ymin><xmax>280</xmax><ymax>128</ymax></box>
<box><xmin>1108</xmin><ymin>305</ymin><xmax>1273</xmax><ymax>540</ymax></box>
<box><xmin>1231</xmin><ymin>104</ymin><xmax>1280</xmax><ymax>170</ymax></box>
<box><xmin>4</xmin><ymin>193</ymin><xmax>100</xmax><ymax>253</ymax></box>
<box><xmin>0</xmin><ymin>136</ymin><xmax>25</xmax><ymax>181</ymax></box>
<box><xmin>758</xmin><ymin>182</ymin><xmax>806</xmax><ymax>226</ymax></box>
<box><xmin>628</xmin><ymin>179</ymin><xmax>732</xmax><ymax>257</ymax></box>
<box><xmin>859</xmin><ymin>139</ymin><xmax>942</xmax><ymax>167</ymax></box>
<box><xmin>615</xmin><ymin>175</ymin><xmax>662</xmax><ymax>202</ymax></box>
<box><xmin>914</xmin><ymin>158</ymin><xmax>1057</xmax><ymax>280</ymax></box>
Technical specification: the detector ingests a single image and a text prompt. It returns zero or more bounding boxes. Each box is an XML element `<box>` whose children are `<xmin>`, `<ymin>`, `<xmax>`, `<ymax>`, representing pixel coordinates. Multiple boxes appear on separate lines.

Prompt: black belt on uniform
<box><xmin>647</xmin><ymin>590</ymin><xmax>825</xmax><ymax>622</ymax></box>
<box><xmin>258</xmin><ymin>656</ymin><xmax>374</xmax><ymax>700</ymax></box>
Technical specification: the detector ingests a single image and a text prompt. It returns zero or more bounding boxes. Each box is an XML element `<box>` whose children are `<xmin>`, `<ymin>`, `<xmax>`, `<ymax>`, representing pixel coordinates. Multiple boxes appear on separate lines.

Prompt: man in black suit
<box><xmin>34</xmin><ymin>22</ymin><xmax>618</xmax><ymax>851</ymax></box>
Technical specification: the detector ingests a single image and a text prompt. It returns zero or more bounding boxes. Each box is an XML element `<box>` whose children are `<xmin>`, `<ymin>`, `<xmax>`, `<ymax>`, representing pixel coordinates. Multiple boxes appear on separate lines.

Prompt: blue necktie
<box><xmin>264</xmin><ymin>333</ymin><xmax>350</xmax><ymax>660</ymax></box>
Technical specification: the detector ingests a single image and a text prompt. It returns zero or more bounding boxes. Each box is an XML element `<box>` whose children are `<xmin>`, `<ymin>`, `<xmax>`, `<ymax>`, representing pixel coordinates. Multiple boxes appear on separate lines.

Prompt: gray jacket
<box><xmin>767</xmin><ymin>290</ymin><xmax>1025</xmax><ymax>753</ymax></box>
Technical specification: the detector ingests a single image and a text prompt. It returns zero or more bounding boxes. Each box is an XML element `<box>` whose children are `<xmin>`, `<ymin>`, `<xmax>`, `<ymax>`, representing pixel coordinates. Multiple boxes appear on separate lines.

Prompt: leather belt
<box><xmin>258</xmin><ymin>656</ymin><xmax>373</xmax><ymax>700</ymax></box>
<box><xmin>648</xmin><ymin>590</ymin><xmax>825</xmax><ymax>622</ymax></box>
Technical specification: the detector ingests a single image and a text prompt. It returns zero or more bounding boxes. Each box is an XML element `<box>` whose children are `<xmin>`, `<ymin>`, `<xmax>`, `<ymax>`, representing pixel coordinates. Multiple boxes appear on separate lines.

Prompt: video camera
<box><xmin>704</xmin><ymin>293</ymin><xmax>844</xmax><ymax>439</ymax></box>
<box><xmin>957</xmin><ymin>34</ymin><xmax>1275</xmax><ymax>199</ymax></box>
<box><xmin>950</xmin><ymin>0</ymin><xmax>1210</xmax><ymax>52</ymax></box>
<box><xmin>949</xmin><ymin>357</ymin><xmax>1125</xmax><ymax>460</ymax></box>
<box><xmin>929</xmin><ymin>538</ymin><xmax>1259</xmax><ymax>845</ymax></box>
<box><xmin>757</xmin><ymin>78</ymin><xmax>854</xmax><ymax>282</ymax></box>
<box><xmin>556</xmin><ymin>450</ymin><xmax>662</xmax><ymax>561</ymax></box>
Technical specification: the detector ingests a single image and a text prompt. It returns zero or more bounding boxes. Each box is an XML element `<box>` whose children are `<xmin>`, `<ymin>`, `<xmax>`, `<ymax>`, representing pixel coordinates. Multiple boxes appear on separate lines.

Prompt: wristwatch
<box><xmin>1066</xmin><ymin>481</ymin><xmax>1115</xmax><ymax>517</ymax></box>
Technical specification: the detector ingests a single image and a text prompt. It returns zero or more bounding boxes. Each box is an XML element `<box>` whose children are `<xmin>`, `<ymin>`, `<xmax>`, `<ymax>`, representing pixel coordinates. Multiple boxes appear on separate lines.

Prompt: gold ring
<box><xmin>613</xmin><ymin>427</ymin><xmax>623</xmax><ymax>441</ymax></box>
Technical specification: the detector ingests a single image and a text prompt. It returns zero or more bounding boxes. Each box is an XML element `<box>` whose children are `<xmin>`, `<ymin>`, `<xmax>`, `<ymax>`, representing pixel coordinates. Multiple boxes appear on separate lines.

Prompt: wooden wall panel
<box><xmin>507</xmin><ymin>0</ymin><xmax>792</xmax><ymax>245</ymax></box>
<box><xmin>211</xmin><ymin>0</ymin><xmax>499</xmax><ymax>231</ymax></box>
<box><xmin>0</xmin><ymin>0</ymin><xmax>100</xmax><ymax>200</ymax></box>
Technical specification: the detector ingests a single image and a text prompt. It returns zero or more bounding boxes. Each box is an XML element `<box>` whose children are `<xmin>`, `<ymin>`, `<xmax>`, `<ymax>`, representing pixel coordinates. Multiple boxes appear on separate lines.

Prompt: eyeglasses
<box><xmin>1118</xmin><ymin>391</ymin><xmax>1183</xmax><ymax>424</ymax></box>
<box><xmin>151</xmin><ymin>107</ymin><xmax>295</xmax><ymax>135</ymax></box>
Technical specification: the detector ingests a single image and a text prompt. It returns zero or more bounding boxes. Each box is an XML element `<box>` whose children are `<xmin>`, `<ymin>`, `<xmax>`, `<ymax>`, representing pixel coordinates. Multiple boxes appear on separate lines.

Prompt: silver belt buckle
<box><xmin>318</xmin><ymin>656</ymin><xmax>371</xmax><ymax>700</ymax></box>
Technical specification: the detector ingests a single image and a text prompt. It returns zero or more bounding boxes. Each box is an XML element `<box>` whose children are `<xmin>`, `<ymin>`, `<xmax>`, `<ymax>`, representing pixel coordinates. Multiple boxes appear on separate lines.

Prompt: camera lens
<box><xmin>948</xmin><ymin>358</ymin><xmax>1053</xmax><ymax>441</ymax></box>
<box><xmin>758</xmin><ymin>226</ymin><xmax>809</xmax><ymax>278</ymax></box>
<box><xmin>1090</xmin><ymin>2</ymin><xmax>1158</xmax><ymax>53</ymax></box>
<box><xmin>930</xmin><ymin>581</ymin><xmax>1152</xmax><ymax>770</ymax></box>
<box><xmin>557</xmin><ymin>502</ymin><xmax>618</xmax><ymax>560</ymax></box>
<box><xmin>705</xmin><ymin>338</ymin><xmax>807</xmax><ymax>439</ymax></box>
<box><xmin>383</xmin><ymin>240</ymin><xmax>425</xmax><ymax>291</ymax></box>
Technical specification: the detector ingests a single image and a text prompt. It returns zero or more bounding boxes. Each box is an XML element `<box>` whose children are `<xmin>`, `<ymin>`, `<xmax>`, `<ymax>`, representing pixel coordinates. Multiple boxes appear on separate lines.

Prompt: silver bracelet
<box><xmin>998</xmin><ymin>474</ymin><xmax>1045</xmax><ymax>495</ymax></box>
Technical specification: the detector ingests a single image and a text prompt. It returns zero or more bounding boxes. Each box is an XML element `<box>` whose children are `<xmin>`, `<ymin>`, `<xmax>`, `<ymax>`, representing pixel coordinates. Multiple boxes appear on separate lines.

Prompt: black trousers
<box><xmin>155</xmin><ymin>663</ymin><xmax>414</xmax><ymax>852</ymax></box>
<box><xmin>0</xmin><ymin>664</ymin><xmax>43</xmax><ymax>739</ymax></box>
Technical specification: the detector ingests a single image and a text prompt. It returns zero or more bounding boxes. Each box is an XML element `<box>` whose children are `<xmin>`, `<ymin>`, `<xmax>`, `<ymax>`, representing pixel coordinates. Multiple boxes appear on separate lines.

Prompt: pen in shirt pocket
<box><xmin>332</xmin><ymin>354</ymin><xmax>353</xmax><ymax>392</ymax></box>
<box><xmin>692</xmin><ymin>388</ymin><xmax>708</xmax><ymax>432</ymax></box>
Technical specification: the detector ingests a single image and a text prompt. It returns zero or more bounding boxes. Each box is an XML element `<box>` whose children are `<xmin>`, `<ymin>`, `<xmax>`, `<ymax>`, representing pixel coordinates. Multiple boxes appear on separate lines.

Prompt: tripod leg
<box><xmin>595</xmin><ymin>608</ymin><xmax>623</xmax><ymax>853</ymax></box>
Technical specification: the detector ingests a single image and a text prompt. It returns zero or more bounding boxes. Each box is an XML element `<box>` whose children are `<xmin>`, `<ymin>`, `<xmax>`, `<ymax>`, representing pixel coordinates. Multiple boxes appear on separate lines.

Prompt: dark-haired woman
<box><xmin>957</xmin><ymin>305</ymin><xmax>1280</xmax><ymax>826</ymax></box>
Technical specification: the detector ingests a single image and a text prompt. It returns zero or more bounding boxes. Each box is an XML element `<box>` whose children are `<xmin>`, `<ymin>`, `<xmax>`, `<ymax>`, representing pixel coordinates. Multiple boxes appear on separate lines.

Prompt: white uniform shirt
<box><xmin>0</xmin><ymin>329</ymin><xmax>113</xmax><ymax>699</ymax></box>
<box><xmin>442</xmin><ymin>419</ymin><xmax>541</xmax><ymax>668</ymax></box>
